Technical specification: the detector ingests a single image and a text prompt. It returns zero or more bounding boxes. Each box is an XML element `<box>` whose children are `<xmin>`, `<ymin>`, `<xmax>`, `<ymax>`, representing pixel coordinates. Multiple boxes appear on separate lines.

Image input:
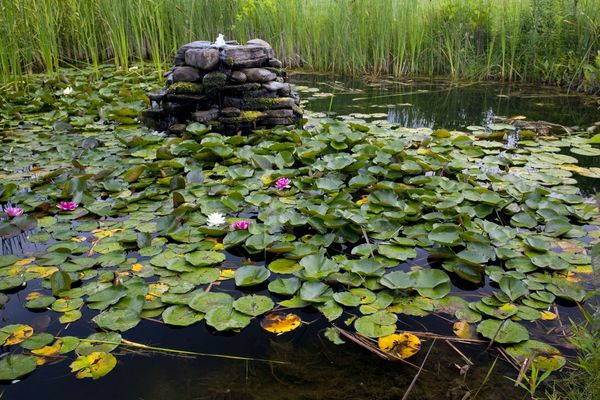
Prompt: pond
<box><xmin>0</xmin><ymin>66</ymin><xmax>599</xmax><ymax>400</ymax></box>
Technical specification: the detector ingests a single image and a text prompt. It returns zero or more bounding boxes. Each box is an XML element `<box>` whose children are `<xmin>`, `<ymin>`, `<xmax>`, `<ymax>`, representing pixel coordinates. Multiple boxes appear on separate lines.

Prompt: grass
<box><xmin>548</xmin><ymin>303</ymin><xmax>600</xmax><ymax>400</ymax></box>
<box><xmin>0</xmin><ymin>0</ymin><xmax>599</xmax><ymax>88</ymax></box>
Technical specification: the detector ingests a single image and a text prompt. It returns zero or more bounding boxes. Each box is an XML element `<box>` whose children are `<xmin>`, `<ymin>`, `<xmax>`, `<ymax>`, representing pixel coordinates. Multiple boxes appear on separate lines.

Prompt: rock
<box><xmin>219</xmin><ymin>111</ymin><xmax>266</xmax><ymax>124</ymax></box>
<box><xmin>265</xmin><ymin>67</ymin><xmax>286</xmax><ymax>77</ymax></box>
<box><xmin>225</xmin><ymin>40</ymin><xmax>240</xmax><ymax>45</ymax></box>
<box><xmin>241</xmin><ymin>89</ymin><xmax>276</xmax><ymax>99</ymax></box>
<box><xmin>185</xmin><ymin>48</ymin><xmax>220</xmax><ymax>70</ymax></box>
<box><xmin>167</xmin><ymin>82</ymin><xmax>203</xmax><ymax>95</ymax></box>
<box><xmin>229</xmin><ymin>71</ymin><xmax>247</xmax><ymax>83</ymax></box>
<box><xmin>262</xmin><ymin>117</ymin><xmax>297</xmax><ymax>126</ymax></box>
<box><xmin>246</xmin><ymin>38</ymin><xmax>272</xmax><ymax>48</ymax></box>
<box><xmin>220</xmin><ymin>107</ymin><xmax>241</xmax><ymax>117</ymax></box>
<box><xmin>147</xmin><ymin>90</ymin><xmax>167</xmax><ymax>102</ymax></box>
<box><xmin>172</xmin><ymin>66</ymin><xmax>202</xmax><ymax>82</ymax></box>
<box><xmin>174</xmin><ymin>41</ymin><xmax>211</xmax><ymax>65</ymax></box>
<box><xmin>268</xmin><ymin>58</ymin><xmax>283</xmax><ymax>68</ymax></box>
<box><xmin>168</xmin><ymin>124</ymin><xmax>187</xmax><ymax>134</ymax></box>
<box><xmin>242</xmin><ymin>68</ymin><xmax>277</xmax><ymax>83</ymax></box>
<box><xmin>222</xmin><ymin>46</ymin><xmax>270</xmax><ymax>68</ymax></box>
<box><xmin>202</xmin><ymin>72</ymin><xmax>227</xmax><ymax>94</ymax></box>
<box><xmin>192</xmin><ymin>108</ymin><xmax>220</xmax><ymax>122</ymax></box>
<box><xmin>265</xmin><ymin>109</ymin><xmax>294</xmax><ymax>118</ymax></box>
<box><xmin>165</xmin><ymin>94</ymin><xmax>210</xmax><ymax>105</ymax></box>
<box><xmin>223</xmin><ymin>97</ymin><xmax>243</xmax><ymax>109</ymax></box>
<box><xmin>262</xmin><ymin>81</ymin><xmax>287</xmax><ymax>91</ymax></box>
<box><xmin>243</xmin><ymin>97</ymin><xmax>296</xmax><ymax>110</ymax></box>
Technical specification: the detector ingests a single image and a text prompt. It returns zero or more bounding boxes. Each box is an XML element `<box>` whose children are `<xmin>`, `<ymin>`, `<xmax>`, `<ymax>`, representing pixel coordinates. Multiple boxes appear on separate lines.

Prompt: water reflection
<box><xmin>293</xmin><ymin>74</ymin><xmax>599</xmax><ymax>130</ymax></box>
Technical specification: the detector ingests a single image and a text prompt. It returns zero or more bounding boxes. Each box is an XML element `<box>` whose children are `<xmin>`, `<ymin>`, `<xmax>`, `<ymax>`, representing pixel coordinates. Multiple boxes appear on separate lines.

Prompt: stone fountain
<box><xmin>142</xmin><ymin>37</ymin><xmax>302</xmax><ymax>134</ymax></box>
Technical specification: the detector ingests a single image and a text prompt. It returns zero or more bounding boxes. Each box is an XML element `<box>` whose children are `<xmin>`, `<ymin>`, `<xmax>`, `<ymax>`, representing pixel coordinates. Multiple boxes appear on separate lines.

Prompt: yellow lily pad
<box><xmin>377</xmin><ymin>332</ymin><xmax>421</xmax><ymax>359</ymax></box>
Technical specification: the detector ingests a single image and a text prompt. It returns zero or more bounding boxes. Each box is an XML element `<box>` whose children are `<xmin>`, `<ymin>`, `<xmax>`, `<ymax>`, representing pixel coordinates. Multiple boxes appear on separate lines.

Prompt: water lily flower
<box><xmin>206</xmin><ymin>212</ymin><xmax>226</xmax><ymax>227</ymax></box>
<box><xmin>230</xmin><ymin>220</ymin><xmax>251</xmax><ymax>230</ymax></box>
<box><xmin>62</xmin><ymin>86</ymin><xmax>73</xmax><ymax>95</ymax></box>
<box><xmin>275</xmin><ymin>177</ymin><xmax>291</xmax><ymax>190</ymax></box>
<box><xmin>57</xmin><ymin>201</ymin><xmax>78</xmax><ymax>211</ymax></box>
<box><xmin>5</xmin><ymin>207</ymin><xmax>23</xmax><ymax>218</ymax></box>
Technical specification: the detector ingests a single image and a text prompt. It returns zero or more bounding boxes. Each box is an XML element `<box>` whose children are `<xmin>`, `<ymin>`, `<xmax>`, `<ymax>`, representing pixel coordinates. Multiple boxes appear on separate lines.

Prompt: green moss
<box><xmin>167</xmin><ymin>82</ymin><xmax>203</xmax><ymax>94</ymax></box>
<box><xmin>244</xmin><ymin>97</ymin><xmax>294</xmax><ymax>110</ymax></box>
<box><xmin>222</xmin><ymin>111</ymin><xmax>265</xmax><ymax>124</ymax></box>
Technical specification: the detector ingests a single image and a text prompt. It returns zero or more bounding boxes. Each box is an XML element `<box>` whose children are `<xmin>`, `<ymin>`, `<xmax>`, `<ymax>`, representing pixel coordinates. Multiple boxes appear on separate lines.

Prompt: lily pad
<box><xmin>233</xmin><ymin>295</ymin><xmax>274</xmax><ymax>317</ymax></box>
<box><xmin>476</xmin><ymin>319</ymin><xmax>529</xmax><ymax>344</ymax></box>
<box><xmin>162</xmin><ymin>305</ymin><xmax>204</xmax><ymax>326</ymax></box>
<box><xmin>234</xmin><ymin>265</ymin><xmax>271</xmax><ymax>287</ymax></box>
<box><xmin>0</xmin><ymin>354</ymin><xmax>37</xmax><ymax>380</ymax></box>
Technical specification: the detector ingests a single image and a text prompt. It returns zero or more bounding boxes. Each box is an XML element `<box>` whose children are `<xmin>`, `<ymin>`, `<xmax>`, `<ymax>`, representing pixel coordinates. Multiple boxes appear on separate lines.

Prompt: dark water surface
<box><xmin>1</xmin><ymin>75</ymin><xmax>599</xmax><ymax>400</ymax></box>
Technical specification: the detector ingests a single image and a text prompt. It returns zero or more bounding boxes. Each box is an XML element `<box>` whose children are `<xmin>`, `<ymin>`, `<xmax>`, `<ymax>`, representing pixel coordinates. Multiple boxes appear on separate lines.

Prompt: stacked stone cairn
<box><xmin>142</xmin><ymin>38</ymin><xmax>302</xmax><ymax>134</ymax></box>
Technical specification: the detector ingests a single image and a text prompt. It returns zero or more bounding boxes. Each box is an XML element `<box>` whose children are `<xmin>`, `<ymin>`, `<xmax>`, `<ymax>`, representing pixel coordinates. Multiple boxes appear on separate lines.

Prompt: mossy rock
<box><xmin>243</xmin><ymin>97</ymin><xmax>295</xmax><ymax>110</ymax></box>
<box><xmin>168</xmin><ymin>82</ymin><xmax>204</xmax><ymax>95</ymax></box>
<box><xmin>202</xmin><ymin>72</ymin><xmax>228</xmax><ymax>94</ymax></box>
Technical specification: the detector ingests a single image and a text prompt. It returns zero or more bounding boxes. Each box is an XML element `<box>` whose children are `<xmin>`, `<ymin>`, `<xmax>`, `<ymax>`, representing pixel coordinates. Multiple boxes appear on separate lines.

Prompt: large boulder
<box><xmin>242</xmin><ymin>68</ymin><xmax>277</xmax><ymax>83</ymax></box>
<box><xmin>185</xmin><ymin>48</ymin><xmax>220</xmax><ymax>70</ymax></box>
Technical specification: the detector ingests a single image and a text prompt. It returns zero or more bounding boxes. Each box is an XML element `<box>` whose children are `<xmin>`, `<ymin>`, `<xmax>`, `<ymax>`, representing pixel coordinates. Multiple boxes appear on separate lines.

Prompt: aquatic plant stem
<box><xmin>471</xmin><ymin>356</ymin><xmax>499</xmax><ymax>400</ymax></box>
<box><xmin>76</xmin><ymin>338</ymin><xmax>289</xmax><ymax>364</ymax></box>
<box><xmin>401</xmin><ymin>338</ymin><xmax>436</xmax><ymax>400</ymax></box>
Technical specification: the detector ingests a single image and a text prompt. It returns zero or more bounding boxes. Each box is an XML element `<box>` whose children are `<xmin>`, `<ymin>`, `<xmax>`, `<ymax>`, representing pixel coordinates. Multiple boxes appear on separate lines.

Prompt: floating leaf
<box><xmin>0</xmin><ymin>324</ymin><xmax>34</xmax><ymax>346</ymax></box>
<box><xmin>476</xmin><ymin>319</ymin><xmax>529</xmax><ymax>344</ymax></box>
<box><xmin>261</xmin><ymin>312</ymin><xmax>302</xmax><ymax>334</ymax></box>
<box><xmin>452</xmin><ymin>320</ymin><xmax>476</xmax><ymax>339</ymax></box>
<box><xmin>354</xmin><ymin>311</ymin><xmax>397</xmax><ymax>338</ymax></box>
<box><xmin>324</xmin><ymin>327</ymin><xmax>345</xmax><ymax>344</ymax></box>
<box><xmin>70</xmin><ymin>352</ymin><xmax>117</xmax><ymax>379</ymax></box>
<box><xmin>378</xmin><ymin>332</ymin><xmax>421</xmax><ymax>359</ymax></box>
<box><xmin>0</xmin><ymin>354</ymin><xmax>37</xmax><ymax>380</ymax></box>
<box><xmin>233</xmin><ymin>295</ymin><xmax>274</xmax><ymax>317</ymax></box>
<box><xmin>162</xmin><ymin>305</ymin><xmax>204</xmax><ymax>326</ymax></box>
<box><xmin>268</xmin><ymin>277</ymin><xmax>301</xmax><ymax>295</ymax></box>
<box><xmin>76</xmin><ymin>332</ymin><xmax>121</xmax><ymax>356</ymax></box>
<box><xmin>205</xmin><ymin>306</ymin><xmax>251</xmax><ymax>331</ymax></box>
<box><xmin>189</xmin><ymin>292</ymin><xmax>233</xmax><ymax>313</ymax></box>
<box><xmin>234</xmin><ymin>265</ymin><xmax>271</xmax><ymax>287</ymax></box>
<box><xmin>92</xmin><ymin>309</ymin><xmax>140</xmax><ymax>332</ymax></box>
<box><xmin>184</xmin><ymin>251</ymin><xmax>226</xmax><ymax>267</ymax></box>
<box><xmin>505</xmin><ymin>340</ymin><xmax>565</xmax><ymax>371</ymax></box>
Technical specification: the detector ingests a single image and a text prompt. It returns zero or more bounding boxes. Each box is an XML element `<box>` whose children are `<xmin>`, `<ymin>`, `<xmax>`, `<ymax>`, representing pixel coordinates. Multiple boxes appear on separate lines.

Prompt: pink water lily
<box><xmin>230</xmin><ymin>220</ymin><xmax>251</xmax><ymax>230</ymax></box>
<box><xmin>5</xmin><ymin>207</ymin><xmax>23</xmax><ymax>218</ymax></box>
<box><xmin>275</xmin><ymin>177</ymin><xmax>291</xmax><ymax>190</ymax></box>
<box><xmin>57</xmin><ymin>201</ymin><xmax>78</xmax><ymax>211</ymax></box>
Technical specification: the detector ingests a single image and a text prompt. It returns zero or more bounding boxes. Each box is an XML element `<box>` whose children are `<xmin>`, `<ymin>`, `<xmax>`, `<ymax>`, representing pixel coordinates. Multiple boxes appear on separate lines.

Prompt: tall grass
<box><xmin>0</xmin><ymin>0</ymin><xmax>599</xmax><ymax>87</ymax></box>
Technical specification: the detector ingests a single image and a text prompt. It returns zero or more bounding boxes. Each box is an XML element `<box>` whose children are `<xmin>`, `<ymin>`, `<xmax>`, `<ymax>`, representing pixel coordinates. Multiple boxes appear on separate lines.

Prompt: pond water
<box><xmin>0</xmin><ymin>69</ymin><xmax>599</xmax><ymax>400</ymax></box>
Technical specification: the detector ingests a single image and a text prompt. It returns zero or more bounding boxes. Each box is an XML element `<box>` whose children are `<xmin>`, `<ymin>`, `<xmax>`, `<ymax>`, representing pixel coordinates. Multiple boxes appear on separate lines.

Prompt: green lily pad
<box><xmin>268</xmin><ymin>277</ymin><xmax>301</xmax><ymax>295</ymax></box>
<box><xmin>162</xmin><ymin>305</ymin><xmax>204</xmax><ymax>326</ymax></box>
<box><xmin>189</xmin><ymin>292</ymin><xmax>233</xmax><ymax>313</ymax></box>
<box><xmin>184</xmin><ymin>251</ymin><xmax>226</xmax><ymax>267</ymax></box>
<box><xmin>233</xmin><ymin>295</ymin><xmax>274</xmax><ymax>317</ymax></box>
<box><xmin>476</xmin><ymin>319</ymin><xmax>529</xmax><ymax>344</ymax></box>
<box><xmin>505</xmin><ymin>340</ymin><xmax>566</xmax><ymax>371</ymax></box>
<box><xmin>205</xmin><ymin>306</ymin><xmax>251</xmax><ymax>331</ymax></box>
<box><xmin>354</xmin><ymin>311</ymin><xmax>398</xmax><ymax>338</ymax></box>
<box><xmin>0</xmin><ymin>354</ymin><xmax>37</xmax><ymax>380</ymax></box>
<box><xmin>234</xmin><ymin>265</ymin><xmax>271</xmax><ymax>287</ymax></box>
<box><xmin>76</xmin><ymin>332</ymin><xmax>122</xmax><ymax>356</ymax></box>
<box><xmin>92</xmin><ymin>309</ymin><xmax>140</xmax><ymax>332</ymax></box>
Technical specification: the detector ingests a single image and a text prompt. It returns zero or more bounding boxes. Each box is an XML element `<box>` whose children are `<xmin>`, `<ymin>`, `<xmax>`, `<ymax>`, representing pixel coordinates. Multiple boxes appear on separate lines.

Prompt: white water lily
<box><xmin>62</xmin><ymin>86</ymin><xmax>73</xmax><ymax>95</ymax></box>
<box><xmin>206</xmin><ymin>212</ymin><xmax>226</xmax><ymax>227</ymax></box>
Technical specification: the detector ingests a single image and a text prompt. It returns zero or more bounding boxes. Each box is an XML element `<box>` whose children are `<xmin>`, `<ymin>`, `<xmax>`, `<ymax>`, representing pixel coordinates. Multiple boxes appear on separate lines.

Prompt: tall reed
<box><xmin>0</xmin><ymin>0</ymin><xmax>598</xmax><ymax>87</ymax></box>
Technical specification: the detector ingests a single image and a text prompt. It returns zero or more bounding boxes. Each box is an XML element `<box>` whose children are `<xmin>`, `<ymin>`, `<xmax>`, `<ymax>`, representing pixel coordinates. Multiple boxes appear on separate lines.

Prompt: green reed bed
<box><xmin>0</xmin><ymin>0</ymin><xmax>599</xmax><ymax>87</ymax></box>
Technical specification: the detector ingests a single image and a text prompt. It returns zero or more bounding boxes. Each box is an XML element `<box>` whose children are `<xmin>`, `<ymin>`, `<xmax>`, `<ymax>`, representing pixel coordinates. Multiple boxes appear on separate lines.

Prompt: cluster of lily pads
<box><xmin>0</xmin><ymin>65</ymin><xmax>599</xmax><ymax>381</ymax></box>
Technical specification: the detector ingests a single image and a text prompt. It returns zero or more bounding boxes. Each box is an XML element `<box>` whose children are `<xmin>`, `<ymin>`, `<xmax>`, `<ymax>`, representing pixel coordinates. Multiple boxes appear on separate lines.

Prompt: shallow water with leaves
<box><xmin>0</xmin><ymin>66</ymin><xmax>599</xmax><ymax>399</ymax></box>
